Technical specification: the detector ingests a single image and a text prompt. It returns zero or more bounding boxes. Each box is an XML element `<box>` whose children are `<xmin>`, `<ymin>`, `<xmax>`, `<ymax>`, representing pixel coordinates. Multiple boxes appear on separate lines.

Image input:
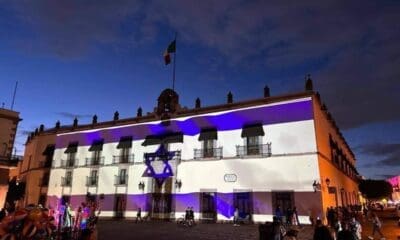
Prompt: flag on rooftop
<box><xmin>163</xmin><ymin>40</ymin><xmax>176</xmax><ymax>65</ymax></box>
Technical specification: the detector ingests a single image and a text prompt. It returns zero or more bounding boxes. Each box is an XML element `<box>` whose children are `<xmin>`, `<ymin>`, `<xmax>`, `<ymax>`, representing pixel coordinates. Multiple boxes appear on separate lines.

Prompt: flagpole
<box><xmin>172</xmin><ymin>33</ymin><xmax>177</xmax><ymax>91</ymax></box>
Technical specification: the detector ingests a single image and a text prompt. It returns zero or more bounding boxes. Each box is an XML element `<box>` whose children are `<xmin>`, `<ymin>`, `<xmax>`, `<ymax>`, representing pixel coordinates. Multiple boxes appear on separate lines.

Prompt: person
<box><xmin>368</xmin><ymin>213</ymin><xmax>385</xmax><ymax>239</ymax></box>
<box><xmin>313</xmin><ymin>219</ymin><xmax>333</xmax><ymax>240</ymax></box>
<box><xmin>136</xmin><ymin>208</ymin><xmax>142</xmax><ymax>223</ymax></box>
<box><xmin>74</xmin><ymin>206</ymin><xmax>82</xmax><ymax>231</ymax></box>
<box><xmin>63</xmin><ymin>202</ymin><xmax>73</xmax><ymax>230</ymax></box>
<box><xmin>337</xmin><ymin>222</ymin><xmax>356</xmax><ymax>240</ymax></box>
<box><xmin>292</xmin><ymin>206</ymin><xmax>300</xmax><ymax>226</ymax></box>
<box><xmin>185</xmin><ymin>207</ymin><xmax>190</xmax><ymax>221</ymax></box>
<box><xmin>188</xmin><ymin>207</ymin><xmax>194</xmax><ymax>225</ymax></box>
<box><xmin>233</xmin><ymin>207</ymin><xmax>239</xmax><ymax>226</ymax></box>
<box><xmin>0</xmin><ymin>208</ymin><xmax>6</xmax><ymax>221</ymax></box>
<box><xmin>271</xmin><ymin>216</ymin><xmax>285</xmax><ymax>240</ymax></box>
<box><xmin>286</xmin><ymin>207</ymin><xmax>293</xmax><ymax>225</ymax></box>
<box><xmin>349</xmin><ymin>217</ymin><xmax>362</xmax><ymax>240</ymax></box>
<box><xmin>275</xmin><ymin>205</ymin><xmax>283</xmax><ymax>223</ymax></box>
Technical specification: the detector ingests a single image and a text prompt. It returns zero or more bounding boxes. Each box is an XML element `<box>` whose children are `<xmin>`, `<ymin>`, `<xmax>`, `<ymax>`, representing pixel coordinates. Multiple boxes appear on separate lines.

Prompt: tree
<box><xmin>359</xmin><ymin>179</ymin><xmax>393</xmax><ymax>199</ymax></box>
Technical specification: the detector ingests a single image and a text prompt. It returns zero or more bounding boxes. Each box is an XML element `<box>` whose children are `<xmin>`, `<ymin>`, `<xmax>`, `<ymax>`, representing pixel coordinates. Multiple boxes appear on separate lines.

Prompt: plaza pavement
<box><xmin>98</xmin><ymin>217</ymin><xmax>398</xmax><ymax>240</ymax></box>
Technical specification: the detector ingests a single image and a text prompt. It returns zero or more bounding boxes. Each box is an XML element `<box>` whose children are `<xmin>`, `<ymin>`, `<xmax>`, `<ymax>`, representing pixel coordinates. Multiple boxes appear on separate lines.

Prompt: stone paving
<box><xmin>98</xmin><ymin>218</ymin><xmax>399</xmax><ymax>240</ymax></box>
<box><xmin>97</xmin><ymin>220</ymin><xmax>314</xmax><ymax>240</ymax></box>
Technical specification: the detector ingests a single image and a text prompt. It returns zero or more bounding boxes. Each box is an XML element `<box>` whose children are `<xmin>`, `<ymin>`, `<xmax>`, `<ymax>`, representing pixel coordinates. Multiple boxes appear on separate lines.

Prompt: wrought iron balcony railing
<box><xmin>193</xmin><ymin>147</ymin><xmax>223</xmax><ymax>159</ymax></box>
<box><xmin>61</xmin><ymin>177</ymin><xmax>72</xmax><ymax>187</ymax></box>
<box><xmin>86</xmin><ymin>176</ymin><xmax>98</xmax><ymax>187</ymax></box>
<box><xmin>143</xmin><ymin>150</ymin><xmax>181</xmax><ymax>162</ymax></box>
<box><xmin>112</xmin><ymin>155</ymin><xmax>134</xmax><ymax>164</ymax></box>
<box><xmin>236</xmin><ymin>143</ymin><xmax>272</xmax><ymax>157</ymax></box>
<box><xmin>84</xmin><ymin>157</ymin><xmax>104</xmax><ymax>167</ymax></box>
<box><xmin>38</xmin><ymin>177</ymin><xmax>49</xmax><ymax>187</ymax></box>
<box><xmin>60</xmin><ymin>159</ymin><xmax>78</xmax><ymax>168</ymax></box>
<box><xmin>114</xmin><ymin>175</ymin><xmax>128</xmax><ymax>185</ymax></box>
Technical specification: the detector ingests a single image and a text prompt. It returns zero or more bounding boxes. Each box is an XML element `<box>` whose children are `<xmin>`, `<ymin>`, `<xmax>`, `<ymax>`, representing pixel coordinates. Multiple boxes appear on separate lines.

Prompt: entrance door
<box><xmin>150</xmin><ymin>178</ymin><xmax>173</xmax><ymax>219</ymax></box>
<box><xmin>114</xmin><ymin>194</ymin><xmax>126</xmax><ymax>218</ymax></box>
<box><xmin>200</xmin><ymin>192</ymin><xmax>216</xmax><ymax>222</ymax></box>
<box><xmin>272</xmin><ymin>192</ymin><xmax>294</xmax><ymax>219</ymax></box>
<box><xmin>234</xmin><ymin>192</ymin><xmax>252</xmax><ymax>219</ymax></box>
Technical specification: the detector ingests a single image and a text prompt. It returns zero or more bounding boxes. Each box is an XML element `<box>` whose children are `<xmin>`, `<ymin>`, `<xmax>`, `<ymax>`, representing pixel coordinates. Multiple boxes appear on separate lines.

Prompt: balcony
<box><xmin>86</xmin><ymin>176</ymin><xmax>98</xmax><ymax>187</ymax></box>
<box><xmin>193</xmin><ymin>147</ymin><xmax>223</xmax><ymax>159</ymax></box>
<box><xmin>60</xmin><ymin>159</ymin><xmax>77</xmax><ymax>168</ymax></box>
<box><xmin>114</xmin><ymin>175</ymin><xmax>128</xmax><ymax>186</ymax></box>
<box><xmin>84</xmin><ymin>157</ymin><xmax>104</xmax><ymax>167</ymax></box>
<box><xmin>112</xmin><ymin>155</ymin><xmax>134</xmax><ymax>164</ymax></box>
<box><xmin>61</xmin><ymin>177</ymin><xmax>72</xmax><ymax>187</ymax></box>
<box><xmin>143</xmin><ymin>150</ymin><xmax>181</xmax><ymax>162</ymax></box>
<box><xmin>236</xmin><ymin>143</ymin><xmax>272</xmax><ymax>157</ymax></box>
<box><xmin>38</xmin><ymin>178</ymin><xmax>49</xmax><ymax>187</ymax></box>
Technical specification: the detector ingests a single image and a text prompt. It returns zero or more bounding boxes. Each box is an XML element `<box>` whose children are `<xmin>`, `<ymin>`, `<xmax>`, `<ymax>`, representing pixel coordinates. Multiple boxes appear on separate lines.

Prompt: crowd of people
<box><xmin>313</xmin><ymin>204</ymin><xmax>386</xmax><ymax>240</ymax></box>
<box><xmin>57</xmin><ymin>200</ymin><xmax>101</xmax><ymax>239</ymax></box>
<box><xmin>0</xmin><ymin>200</ymin><xmax>100</xmax><ymax>240</ymax></box>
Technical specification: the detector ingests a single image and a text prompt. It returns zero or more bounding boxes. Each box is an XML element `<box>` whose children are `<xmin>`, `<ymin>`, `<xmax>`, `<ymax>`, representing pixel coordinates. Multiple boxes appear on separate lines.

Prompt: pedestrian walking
<box><xmin>337</xmin><ymin>222</ymin><xmax>356</xmax><ymax>240</ymax></box>
<box><xmin>136</xmin><ymin>208</ymin><xmax>142</xmax><ymax>223</ymax></box>
<box><xmin>233</xmin><ymin>207</ymin><xmax>239</xmax><ymax>226</ymax></box>
<box><xmin>368</xmin><ymin>213</ymin><xmax>385</xmax><ymax>240</ymax></box>
<box><xmin>349</xmin><ymin>217</ymin><xmax>362</xmax><ymax>240</ymax></box>
<box><xmin>271</xmin><ymin>216</ymin><xmax>285</xmax><ymax>240</ymax></box>
<box><xmin>313</xmin><ymin>219</ymin><xmax>334</xmax><ymax>240</ymax></box>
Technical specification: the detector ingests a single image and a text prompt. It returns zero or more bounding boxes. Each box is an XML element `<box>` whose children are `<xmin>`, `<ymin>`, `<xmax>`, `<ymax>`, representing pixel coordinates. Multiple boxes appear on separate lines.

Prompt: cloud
<box><xmin>4</xmin><ymin>0</ymin><xmax>400</xmax><ymax>129</ymax></box>
<box><xmin>359</xmin><ymin>142</ymin><xmax>400</xmax><ymax>167</ymax></box>
<box><xmin>143</xmin><ymin>0</ymin><xmax>400</xmax><ymax>128</ymax></box>
<box><xmin>5</xmin><ymin>0</ymin><xmax>144</xmax><ymax>57</ymax></box>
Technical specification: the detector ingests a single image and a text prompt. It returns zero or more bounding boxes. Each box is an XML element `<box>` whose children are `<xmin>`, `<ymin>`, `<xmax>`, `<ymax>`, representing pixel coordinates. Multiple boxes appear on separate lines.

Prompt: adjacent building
<box><xmin>387</xmin><ymin>175</ymin><xmax>400</xmax><ymax>203</ymax></box>
<box><xmin>22</xmin><ymin>78</ymin><xmax>360</xmax><ymax>223</ymax></box>
<box><xmin>0</xmin><ymin>107</ymin><xmax>22</xmax><ymax>208</ymax></box>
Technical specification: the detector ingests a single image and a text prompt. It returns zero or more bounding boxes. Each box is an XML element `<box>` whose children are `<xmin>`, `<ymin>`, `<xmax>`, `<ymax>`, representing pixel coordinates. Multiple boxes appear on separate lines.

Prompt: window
<box><xmin>89</xmin><ymin>140</ymin><xmax>103</xmax><ymax>165</ymax></box>
<box><xmin>203</xmin><ymin>139</ymin><xmax>215</xmax><ymax>157</ymax></box>
<box><xmin>90</xmin><ymin>170</ymin><xmax>98</xmax><ymax>185</ymax></box>
<box><xmin>64</xmin><ymin>171</ymin><xmax>72</xmax><ymax>186</ymax></box>
<box><xmin>64</xmin><ymin>142</ymin><xmax>78</xmax><ymax>167</ymax></box>
<box><xmin>67</xmin><ymin>153</ymin><xmax>76</xmax><ymax>167</ymax></box>
<box><xmin>42</xmin><ymin>144</ymin><xmax>55</xmax><ymax>167</ymax></box>
<box><xmin>246</xmin><ymin>136</ymin><xmax>261</xmax><ymax>155</ymax></box>
<box><xmin>119</xmin><ymin>169</ymin><xmax>127</xmax><ymax>185</ymax></box>
<box><xmin>198</xmin><ymin>128</ymin><xmax>218</xmax><ymax>158</ymax></box>
<box><xmin>240</xmin><ymin>124</ymin><xmax>265</xmax><ymax>156</ymax></box>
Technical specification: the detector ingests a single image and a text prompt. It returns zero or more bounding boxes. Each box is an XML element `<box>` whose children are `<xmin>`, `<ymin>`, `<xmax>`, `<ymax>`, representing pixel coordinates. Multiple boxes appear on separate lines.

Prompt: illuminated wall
<box><xmin>312</xmin><ymin>95</ymin><xmax>359</xmax><ymax>218</ymax></box>
<box><xmin>47</xmin><ymin>97</ymin><xmax>325</xmax><ymax>223</ymax></box>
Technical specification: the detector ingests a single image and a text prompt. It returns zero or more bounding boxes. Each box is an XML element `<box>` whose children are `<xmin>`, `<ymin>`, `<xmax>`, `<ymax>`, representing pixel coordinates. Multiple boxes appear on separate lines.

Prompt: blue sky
<box><xmin>0</xmin><ymin>0</ymin><xmax>399</xmax><ymax>179</ymax></box>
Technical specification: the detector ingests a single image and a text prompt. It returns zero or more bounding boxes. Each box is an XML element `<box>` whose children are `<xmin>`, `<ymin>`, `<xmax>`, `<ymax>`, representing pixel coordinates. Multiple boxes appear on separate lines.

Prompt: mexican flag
<box><xmin>164</xmin><ymin>40</ymin><xmax>176</xmax><ymax>65</ymax></box>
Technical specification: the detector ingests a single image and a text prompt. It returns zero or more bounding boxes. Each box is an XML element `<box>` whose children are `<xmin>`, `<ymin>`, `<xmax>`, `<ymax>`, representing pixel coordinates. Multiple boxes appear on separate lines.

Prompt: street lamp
<box><xmin>138</xmin><ymin>181</ymin><xmax>145</xmax><ymax>191</ymax></box>
<box><xmin>175</xmin><ymin>179</ymin><xmax>182</xmax><ymax>190</ymax></box>
<box><xmin>312</xmin><ymin>180</ymin><xmax>321</xmax><ymax>192</ymax></box>
<box><xmin>340</xmin><ymin>188</ymin><xmax>345</xmax><ymax>206</ymax></box>
<box><xmin>325</xmin><ymin>178</ymin><xmax>331</xmax><ymax>187</ymax></box>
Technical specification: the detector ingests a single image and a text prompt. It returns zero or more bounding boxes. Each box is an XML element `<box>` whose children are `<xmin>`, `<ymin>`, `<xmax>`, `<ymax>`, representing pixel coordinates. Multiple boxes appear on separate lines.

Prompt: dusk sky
<box><xmin>0</xmin><ymin>1</ymin><xmax>399</xmax><ymax>179</ymax></box>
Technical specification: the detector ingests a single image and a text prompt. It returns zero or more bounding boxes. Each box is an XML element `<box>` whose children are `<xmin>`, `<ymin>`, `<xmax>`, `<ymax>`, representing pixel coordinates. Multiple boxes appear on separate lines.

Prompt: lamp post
<box><xmin>138</xmin><ymin>181</ymin><xmax>145</xmax><ymax>191</ymax></box>
<box><xmin>175</xmin><ymin>179</ymin><xmax>182</xmax><ymax>191</ymax></box>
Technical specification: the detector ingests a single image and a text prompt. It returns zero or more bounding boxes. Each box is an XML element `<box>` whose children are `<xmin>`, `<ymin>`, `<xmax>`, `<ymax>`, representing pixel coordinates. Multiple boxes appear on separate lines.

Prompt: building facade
<box><xmin>0</xmin><ymin>107</ymin><xmax>21</xmax><ymax>208</ymax></box>
<box><xmin>24</xmin><ymin>80</ymin><xmax>359</xmax><ymax>223</ymax></box>
<box><xmin>18</xmin><ymin>127</ymin><xmax>56</xmax><ymax>207</ymax></box>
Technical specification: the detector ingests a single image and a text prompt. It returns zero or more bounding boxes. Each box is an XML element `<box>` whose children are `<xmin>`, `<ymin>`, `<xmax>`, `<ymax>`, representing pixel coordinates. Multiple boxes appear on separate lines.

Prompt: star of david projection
<box><xmin>142</xmin><ymin>144</ymin><xmax>175</xmax><ymax>187</ymax></box>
